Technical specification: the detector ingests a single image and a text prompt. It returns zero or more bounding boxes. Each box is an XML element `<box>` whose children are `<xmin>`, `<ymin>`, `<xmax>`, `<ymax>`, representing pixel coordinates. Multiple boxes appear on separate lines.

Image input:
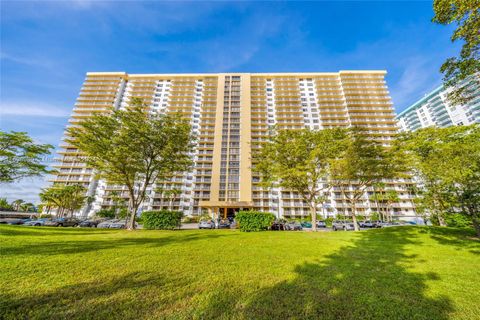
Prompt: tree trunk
<box><xmin>352</xmin><ymin>204</ymin><xmax>359</xmax><ymax>231</ymax></box>
<box><xmin>472</xmin><ymin>216</ymin><xmax>480</xmax><ymax>238</ymax></box>
<box><xmin>126</xmin><ymin>197</ymin><xmax>136</xmax><ymax>230</ymax></box>
<box><xmin>437</xmin><ymin>212</ymin><xmax>447</xmax><ymax>227</ymax></box>
<box><xmin>373</xmin><ymin>185</ymin><xmax>381</xmax><ymax>215</ymax></box>
<box><xmin>311</xmin><ymin>204</ymin><xmax>317</xmax><ymax>232</ymax></box>
<box><xmin>468</xmin><ymin>207</ymin><xmax>480</xmax><ymax>238</ymax></box>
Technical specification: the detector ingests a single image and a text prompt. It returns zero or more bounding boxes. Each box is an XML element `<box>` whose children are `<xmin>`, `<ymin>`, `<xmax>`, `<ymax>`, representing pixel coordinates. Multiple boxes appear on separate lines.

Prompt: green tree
<box><xmin>255</xmin><ymin>128</ymin><xmax>348</xmax><ymax>231</ymax></box>
<box><xmin>0</xmin><ymin>198</ymin><xmax>13</xmax><ymax>211</ymax></box>
<box><xmin>330</xmin><ymin>129</ymin><xmax>392</xmax><ymax>231</ymax></box>
<box><xmin>0</xmin><ymin>131</ymin><xmax>53</xmax><ymax>183</ymax></box>
<box><xmin>155</xmin><ymin>185</ymin><xmax>182</xmax><ymax>209</ymax></box>
<box><xmin>11</xmin><ymin>199</ymin><xmax>24</xmax><ymax>211</ymax></box>
<box><xmin>107</xmin><ymin>191</ymin><xmax>128</xmax><ymax>219</ymax></box>
<box><xmin>432</xmin><ymin>0</ymin><xmax>480</xmax><ymax>105</ymax></box>
<box><xmin>39</xmin><ymin>184</ymin><xmax>87</xmax><ymax>217</ymax></box>
<box><xmin>20</xmin><ymin>202</ymin><xmax>35</xmax><ymax>212</ymax></box>
<box><xmin>376</xmin><ymin>189</ymin><xmax>400</xmax><ymax>222</ymax></box>
<box><xmin>67</xmin><ymin>98</ymin><xmax>193</xmax><ymax>229</ymax></box>
<box><xmin>398</xmin><ymin>125</ymin><xmax>480</xmax><ymax>235</ymax></box>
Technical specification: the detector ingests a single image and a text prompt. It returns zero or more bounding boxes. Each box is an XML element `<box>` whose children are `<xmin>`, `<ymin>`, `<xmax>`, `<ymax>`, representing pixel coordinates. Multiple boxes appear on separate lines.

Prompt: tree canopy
<box><xmin>0</xmin><ymin>131</ymin><xmax>53</xmax><ymax>183</ymax></box>
<box><xmin>432</xmin><ymin>0</ymin><xmax>480</xmax><ymax>104</ymax></box>
<box><xmin>255</xmin><ymin>128</ymin><xmax>349</xmax><ymax>231</ymax></box>
<box><xmin>330</xmin><ymin>129</ymin><xmax>403</xmax><ymax>230</ymax></box>
<box><xmin>67</xmin><ymin>98</ymin><xmax>194</xmax><ymax>229</ymax></box>
<box><xmin>397</xmin><ymin>124</ymin><xmax>480</xmax><ymax>235</ymax></box>
<box><xmin>39</xmin><ymin>184</ymin><xmax>87</xmax><ymax>217</ymax></box>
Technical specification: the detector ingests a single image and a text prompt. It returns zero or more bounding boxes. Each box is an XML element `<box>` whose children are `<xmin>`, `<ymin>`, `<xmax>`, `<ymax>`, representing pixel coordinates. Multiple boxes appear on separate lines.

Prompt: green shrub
<box><xmin>96</xmin><ymin>208</ymin><xmax>115</xmax><ymax>219</ymax></box>
<box><xmin>142</xmin><ymin>210</ymin><xmax>183</xmax><ymax>230</ymax></box>
<box><xmin>356</xmin><ymin>214</ymin><xmax>366</xmax><ymax>221</ymax></box>
<box><xmin>445</xmin><ymin>213</ymin><xmax>472</xmax><ymax>227</ymax></box>
<box><xmin>335</xmin><ymin>214</ymin><xmax>352</xmax><ymax>221</ymax></box>
<box><xmin>39</xmin><ymin>214</ymin><xmax>52</xmax><ymax>219</ymax></box>
<box><xmin>430</xmin><ymin>214</ymin><xmax>440</xmax><ymax>226</ymax></box>
<box><xmin>324</xmin><ymin>217</ymin><xmax>334</xmax><ymax>227</ymax></box>
<box><xmin>370</xmin><ymin>211</ymin><xmax>380</xmax><ymax>221</ymax></box>
<box><xmin>117</xmin><ymin>207</ymin><xmax>128</xmax><ymax>219</ymax></box>
<box><xmin>182</xmin><ymin>216</ymin><xmax>200</xmax><ymax>223</ymax></box>
<box><xmin>236</xmin><ymin>210</ymin><xmax>275</xmax><ymax>232</ymax></box>
<box><xmin>198</xmin><ymin>213</ymin><xmax>211</xmax><ymax>222</ymax></box>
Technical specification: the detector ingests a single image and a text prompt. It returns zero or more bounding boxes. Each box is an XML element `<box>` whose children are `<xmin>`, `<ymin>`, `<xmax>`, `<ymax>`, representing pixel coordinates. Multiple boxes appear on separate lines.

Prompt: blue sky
<box><xmin>0</xmin><ymin>1</ymin><xmax>458</xmax><ymax>202</ymax></box>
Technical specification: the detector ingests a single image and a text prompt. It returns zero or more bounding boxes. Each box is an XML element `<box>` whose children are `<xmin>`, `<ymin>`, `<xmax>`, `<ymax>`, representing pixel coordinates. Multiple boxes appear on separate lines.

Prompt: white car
<box><xmin>109</xmin><ymin>220</ymin><xmax>127</xmax><ymax>229</ymax></box>
<box><xmin>23</xmin><ymin>219</ymin><xmax>50</xmax><ymax>227</ymax></box>
<box><xmin>96</xmin><ymin>219</ymin><xmax>119</xmax><ymax>228</ymax></box>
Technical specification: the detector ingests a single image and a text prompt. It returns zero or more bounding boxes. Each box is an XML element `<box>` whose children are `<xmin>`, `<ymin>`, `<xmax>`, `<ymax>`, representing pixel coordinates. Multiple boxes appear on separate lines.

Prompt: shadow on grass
<box><xmin>1</xmin><ymin>228</ymin><xmax>232</xmax><ymax>257</ymax></box>
<box><xmin>200</xmin><ymin>227</ymin><xmax>454</xmax><ymax>320</ymax></box>
<box><xmin>0</xmin><ymin>225</ymin><xmax>113</xmax><ymax>237</ymax></box>
<box><xmin>418</xmin><ymin>226</ymin><xmax>480</xmax><ymax>255</ymax></box>
<box><xmin>0</xmin><ymin>272</ymin><xmax>189</xmax><ymax>319</ymax></box>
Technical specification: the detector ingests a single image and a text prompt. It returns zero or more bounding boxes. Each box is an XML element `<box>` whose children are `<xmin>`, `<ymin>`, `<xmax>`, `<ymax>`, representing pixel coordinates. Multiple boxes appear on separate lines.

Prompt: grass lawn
<box><xmin>0</xmin><ymin>225</ymin><xmax>479</xmax><ymax>320</ymax></box>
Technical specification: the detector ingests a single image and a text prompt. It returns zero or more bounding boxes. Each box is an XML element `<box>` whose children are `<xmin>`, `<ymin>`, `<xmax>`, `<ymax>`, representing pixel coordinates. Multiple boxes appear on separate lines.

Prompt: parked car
<box><xmin>218</xmin><ymin>219</ymin><xmax>231</xmax><ymax>229</ymax></box>
<box><xmin>285</xmin><ymin>221</ymin><xmax>303</xmax><ymax>231</ymax></box>
<box><xmin>332</xmin><ymin>220</ymin><xmax>355</xmax><ymax>231</ymax></box>
<box><xmin>44</xmin><ymin>217</ymin><xmax>80</xmax><ymax>227</ymax></box>
<box><xmin>271</xmin><ymin>220</ymin><xmax>286</xmax><ymax>231</ymax></box>
<box><xmin>316</xmin><ymin>221</ymin><xmax>327</xmax><ymax>228</ymax></box>
<box><xmin>198</xmin><ymin>220</ymin><xmax>215</xmax><ymax>229</ymax></box>
<box><xmin>24</xmin><ymin>218</ymin><xmax>50</xmax><ymax>226</ymax></box>
<box><xmin>0</xmin><ymin>218</ymin><xmax>26</xmax><ymax>225</ymax></box>
<box><xmin>97</xmin><ymin>219</ymin><xmax>119</xmax><ymax>228</ymax></box>
<box><xmin>359</xmin><ymin>220</ymin><xmax>375</xmax><ymax>228</ymax></box>
<box><xmin>371</xmin><ymin>220</ymin><xmax>390</xmax><ymax>228</ymax></box>
<box><xmin>300</xmin><ymin>221</ymin><xmax>312</xmax><ymax>228</ymax></box>
<box><xmin>109</xmin><ymin>220</ymin><xmax>127</xmax><ymax>229</ymax></box>
<box><xmin>79</xmin><ymin>219</ymin><xmax>104</xmax><ymax>228</ymax></box>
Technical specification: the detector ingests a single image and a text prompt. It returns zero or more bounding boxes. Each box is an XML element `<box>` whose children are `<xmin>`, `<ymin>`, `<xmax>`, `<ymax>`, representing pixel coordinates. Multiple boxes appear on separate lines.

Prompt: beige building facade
<box><xmin>52</xmin><ymin>71</ymin><xmax>416</xmax><ymax>219</ymax></box>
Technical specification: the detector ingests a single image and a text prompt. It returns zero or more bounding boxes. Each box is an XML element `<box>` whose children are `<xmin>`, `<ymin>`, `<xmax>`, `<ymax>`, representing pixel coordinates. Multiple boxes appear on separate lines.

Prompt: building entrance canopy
<box><xmin>199</xmin><ymin>201</ymin><xmax>254</xmax><ymax>219</ymax></box>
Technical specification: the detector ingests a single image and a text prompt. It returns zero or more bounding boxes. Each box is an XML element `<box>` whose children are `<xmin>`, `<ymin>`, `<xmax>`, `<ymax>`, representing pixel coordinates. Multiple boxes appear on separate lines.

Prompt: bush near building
<box><xmin>236</xmin><ymin>210</ymin><xmax>275</xmax><ymax>232</ymax></box>
<box><xmin>182</xmin><ymin>216</ymin><xmax>200</xmax><ymax>223</ymax></box>
<box><xmin>96</xmin><ymin>208</ymin><xmax>116</xmax><ymax>219</ymax></box>
<box><xmin>142</xmin><ymin>210</ymin><xmax>183</xmax><ymax>230</ymax></box>
<box><xmin>445</xmin><ymin>213</ymin><xmax>473</xmax><ymax>228</ymax></box>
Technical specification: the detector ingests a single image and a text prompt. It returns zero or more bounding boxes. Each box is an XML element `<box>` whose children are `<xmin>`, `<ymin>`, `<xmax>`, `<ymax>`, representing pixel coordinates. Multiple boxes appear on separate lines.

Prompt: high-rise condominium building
<box><xmin>52</xmin><ymin>71</ymin><xmax>416</xmax><ymax>219</ymax></box>
<box><xmin>396</xmin><ymin>75</ymin><xmax>480</xmax><ymax>132</ymax></box>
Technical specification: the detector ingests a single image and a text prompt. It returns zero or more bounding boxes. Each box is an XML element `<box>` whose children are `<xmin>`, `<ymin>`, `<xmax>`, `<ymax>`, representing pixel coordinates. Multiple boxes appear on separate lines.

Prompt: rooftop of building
<box><xmin>396</xmin><ymin>85</ymin><xmax>444</xmax><ymax>119</ymax></box>
<box><xmin>85</xmin><ymin>70</ymin><xmax>388</xmax><ymax>77</ymax></box>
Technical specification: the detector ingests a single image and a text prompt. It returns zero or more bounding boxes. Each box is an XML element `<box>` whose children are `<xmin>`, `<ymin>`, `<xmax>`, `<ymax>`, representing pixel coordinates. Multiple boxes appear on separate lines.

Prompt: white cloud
<box><xmin>0</xmin><ymin>101</ymin><xmax>71</xmax><ymax>118</ymax></box>
<box><xmin>391</xmin><ymin>56</ymin><xmax>442</xmax><ymax>109</ymax></box>
<box><xmin>0</xmin><ymin>51</ymin><xmax>55</xmax><ymax>69</ymax></box>
<box><xmin>0</xmin><ymin>177</ymin><xmax>49</xmax><ymax>204</ymax></box>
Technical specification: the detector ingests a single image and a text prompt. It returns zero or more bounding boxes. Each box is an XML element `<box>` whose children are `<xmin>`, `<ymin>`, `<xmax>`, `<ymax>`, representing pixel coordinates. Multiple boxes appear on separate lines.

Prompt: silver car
<box><xmin>23</xmin><ymin>218</ymin><xmax>50</xmax><ymax>226</ymax></box>
<box><xmin>109</xmin><ymin>220</ymin><xmax>127</xmax><ymax>229</ymax></box>
<box><xmin>198</xmin><ymin>220</ymin><xmax>215</xmax><ymax>229</ymax></box>
<box><xmin>97</xmin><ymin>219</ymin><xmax>119</xmax><ymax>228</ymax></box>
<box><xmin>332</xmin><ymin>220</ymin><xmax>355</xmax><ymax>231</ymax></box>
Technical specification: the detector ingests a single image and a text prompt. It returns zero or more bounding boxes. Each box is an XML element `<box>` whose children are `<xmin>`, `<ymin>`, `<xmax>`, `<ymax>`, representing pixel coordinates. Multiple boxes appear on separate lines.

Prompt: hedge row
<box><xmin>236</xmin><ymin>210</ymin><xmax>275</xmax><ymax>232</ymax></box>
<box><xmin>142</xmin><ymin>210</ymin><xmax>183</xmax><ymax>230</ymax></box>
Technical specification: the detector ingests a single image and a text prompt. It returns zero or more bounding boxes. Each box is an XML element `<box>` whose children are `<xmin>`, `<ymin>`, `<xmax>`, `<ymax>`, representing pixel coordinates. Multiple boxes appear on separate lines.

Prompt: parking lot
<box><xmin>1</xmin><ymin>215</ymin><xmax>416</xmax><ymax>231</ymax></box>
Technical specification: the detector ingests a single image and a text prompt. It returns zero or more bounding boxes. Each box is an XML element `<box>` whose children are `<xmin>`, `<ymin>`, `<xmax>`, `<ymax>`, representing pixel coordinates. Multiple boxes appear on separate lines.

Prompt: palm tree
<box><xmin>39</xmin><ymin>184</ymin><xmax>87</xmax><ymax>217</ymax></box>
<box><xmin>20</xmin><ymin>202</ymin><xmax>35</xmax><ymax>212</ymax></box>
<box><xmin>377</xmin><ymin>189</ymin><xmax>400</xmax><ymax>222</ymax></box>
<box><xmin>11</xmin><ymin>199</ymin><xmax>24</xmax><ymax>211</ymax></box>
<box><xmin>0</xmin><ymin>198</ymin><xmax>13</xmax><ymax>211</ymax></box>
